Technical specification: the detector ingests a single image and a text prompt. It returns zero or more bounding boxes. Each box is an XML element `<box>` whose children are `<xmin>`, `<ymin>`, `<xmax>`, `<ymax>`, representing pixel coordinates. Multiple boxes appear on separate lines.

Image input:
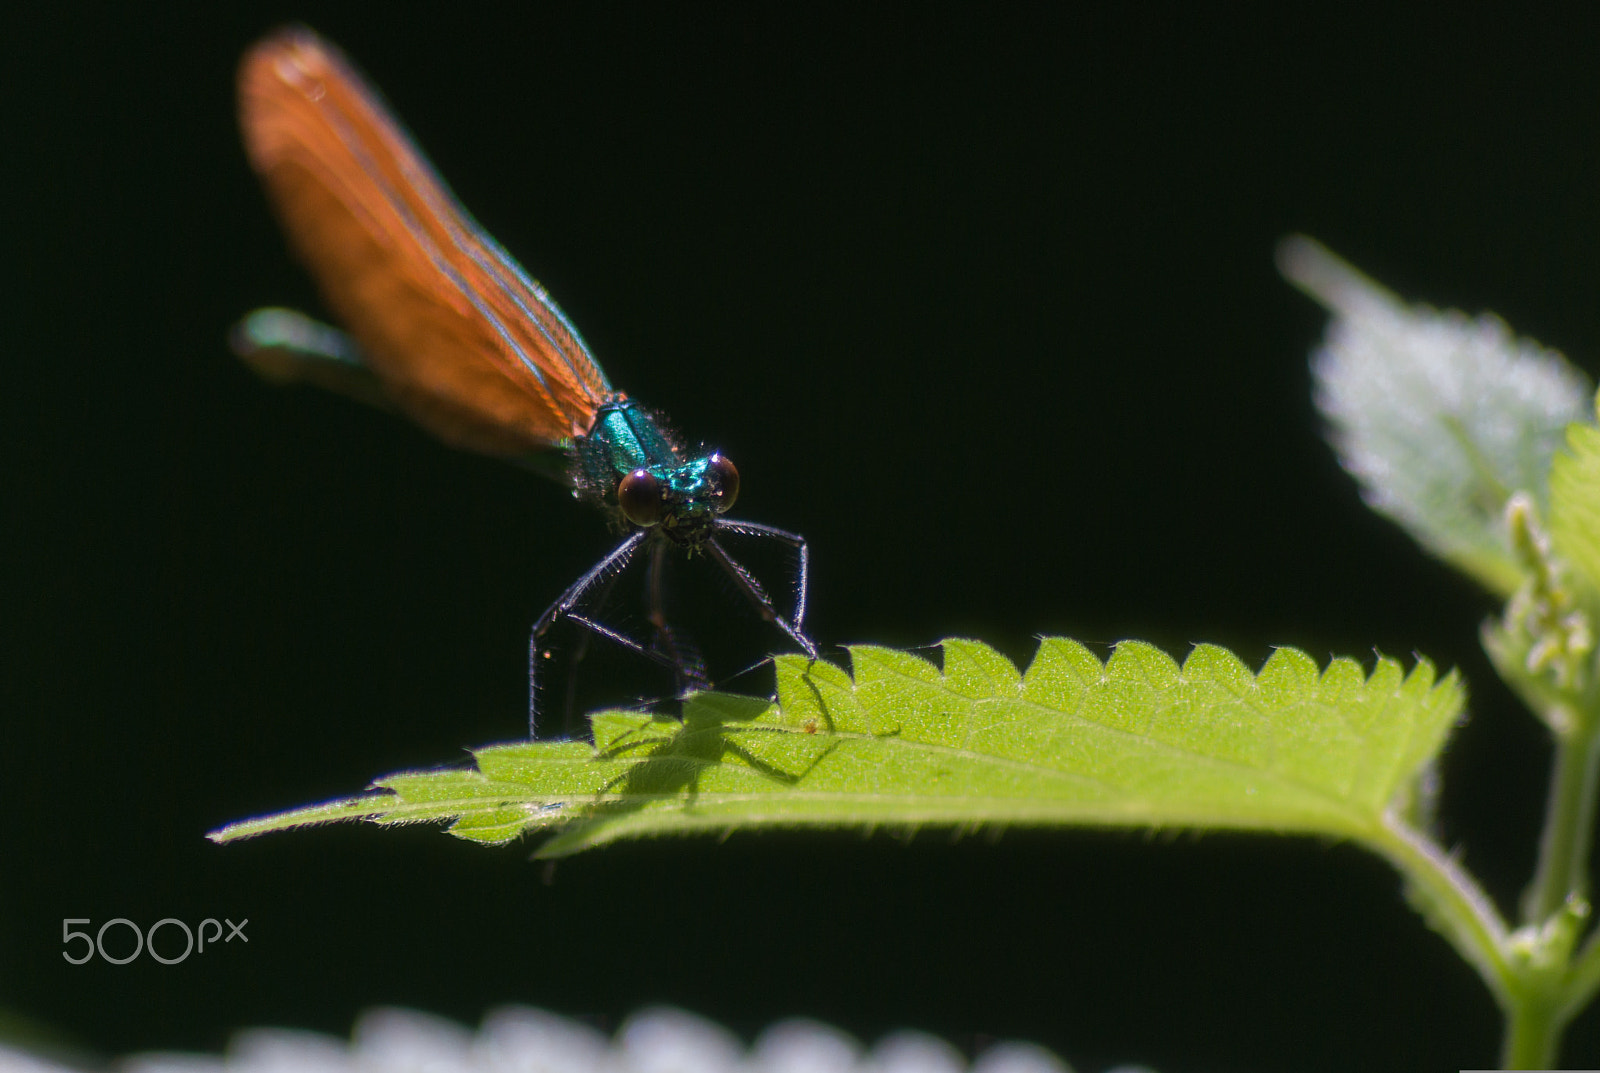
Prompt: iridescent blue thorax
<box><xmin>572</xmin><ymin>395</ymin><xmax>739</xmax><ymax>545</ymax></box>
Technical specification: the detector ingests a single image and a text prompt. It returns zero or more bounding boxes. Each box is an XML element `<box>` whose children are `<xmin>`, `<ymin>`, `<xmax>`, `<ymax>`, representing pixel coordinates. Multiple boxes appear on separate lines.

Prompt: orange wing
<box><xmin>238</xmin><ymin>27</ymin><xmax>611</xmax><ymax>457</ymax></box>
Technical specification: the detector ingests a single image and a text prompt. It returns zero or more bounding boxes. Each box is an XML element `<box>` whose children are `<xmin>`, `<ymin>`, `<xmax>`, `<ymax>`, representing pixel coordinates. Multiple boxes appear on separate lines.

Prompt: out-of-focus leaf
<box><xmin>1280</xmin><ymin>235</ymin><xmax>1591</xmax><ymax>595</ymax></box>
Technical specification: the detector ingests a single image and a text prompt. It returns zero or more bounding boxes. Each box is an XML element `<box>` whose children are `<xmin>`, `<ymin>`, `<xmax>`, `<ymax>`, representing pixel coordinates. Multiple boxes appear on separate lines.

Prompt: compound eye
<box><xmin>706</xmin><ymin>453</ymin><xmax>739</xmax><ymax>513</ymax></box>
<box><xmin>618</xmin><ymin>469</ymin><xmax>664</xmax><ymax>527</ymax></box>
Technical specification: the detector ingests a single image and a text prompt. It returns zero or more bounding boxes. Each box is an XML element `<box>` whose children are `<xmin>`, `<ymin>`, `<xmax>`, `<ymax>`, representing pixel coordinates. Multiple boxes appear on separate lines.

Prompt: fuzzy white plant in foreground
<box><xmin>4</xmin><ymin>1006</ymin><xmax>1160</xmax><ymax>1073</ymax></box>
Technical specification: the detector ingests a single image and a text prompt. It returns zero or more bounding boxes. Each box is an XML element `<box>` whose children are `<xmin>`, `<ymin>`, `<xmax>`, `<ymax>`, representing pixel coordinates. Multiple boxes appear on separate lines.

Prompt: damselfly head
<box><xmin>618</xmin><ymin>452</ymin><xmax>739</xmax><ymax>541</ymax></box>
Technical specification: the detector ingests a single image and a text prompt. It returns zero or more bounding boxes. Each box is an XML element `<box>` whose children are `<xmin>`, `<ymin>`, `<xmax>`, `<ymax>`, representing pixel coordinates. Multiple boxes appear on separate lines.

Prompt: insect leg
<box><xmin>528</xmin><ymin>530</ymin><xmax>648</xmax><ymax>736</ymax></box>
<box><xmin>703</xmin><ymin>530</ymin><xmax>818</xmax><ymax>659</ymax></box>
<box><xmin>711</xmin><ymin>518</ymin><xmax>814</xmax><ymax>638</ymax></box>
<box><xmin>644</xmin><ymin>538</ymin><xmax>708</xmax><ymax>695</ymax></box>
<box><xmin>560</xmin><ymin>564</ymin><xmax>628</xmax><ymax>733</ymax></box>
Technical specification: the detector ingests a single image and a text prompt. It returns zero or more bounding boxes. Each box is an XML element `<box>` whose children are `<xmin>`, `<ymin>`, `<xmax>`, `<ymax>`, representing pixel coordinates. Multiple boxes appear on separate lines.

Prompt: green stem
<box><xmin>1498</xmin><ymin>708</ymin><xmax>1600</xmax><ymax>1067</ymax></box>
<box><xmin>1525</xmin><ymin>716</ymin><xmax>1600</xmax><ymax>923</ymax></box>
<box><xmin>1502</xmin><ymin>996</ymin><xmax>1558</xmax><ymax>1069</ymax></box>
<box><xmin>1373</xmin><ymin>814</ymin><xmax>1511</xmax><ymax>1006</ymax></box>
<box><xmin>1558</xmin><ymin>927</ymin><xmax>1600</xmax><ymax>1024</ymax></box>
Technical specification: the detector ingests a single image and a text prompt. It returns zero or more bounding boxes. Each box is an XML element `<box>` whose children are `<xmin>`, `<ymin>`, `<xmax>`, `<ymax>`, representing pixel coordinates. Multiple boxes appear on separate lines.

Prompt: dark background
<box><xmin>7</xmin><ymin>5</ymin><xmax>1600</xmax><ymax>1070</ymax></box>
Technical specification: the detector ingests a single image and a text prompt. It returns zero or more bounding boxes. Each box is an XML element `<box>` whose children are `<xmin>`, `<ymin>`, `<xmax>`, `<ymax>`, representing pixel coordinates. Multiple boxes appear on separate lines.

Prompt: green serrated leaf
<box><xmin>209</xmin><ymin>638</ymin><xmax>1463</xmax><ymax>859</ymax></box>
<box><xmin>1279</xmin><ymin>235</ymin><xmax>1592</xmax><ymax>595</ymax></box>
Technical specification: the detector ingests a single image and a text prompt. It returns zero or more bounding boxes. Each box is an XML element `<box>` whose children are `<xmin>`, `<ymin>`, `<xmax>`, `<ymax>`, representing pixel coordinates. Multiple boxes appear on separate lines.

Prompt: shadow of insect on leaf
<box><xmin>792</xmin><ymin>661</ymin><xmax>837</xmax><ymax>733</ymax></box>
<box><xmin>587</xmin><ymin>686</ymin><xmax>842</xmax><ymax>815</ymax></box>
